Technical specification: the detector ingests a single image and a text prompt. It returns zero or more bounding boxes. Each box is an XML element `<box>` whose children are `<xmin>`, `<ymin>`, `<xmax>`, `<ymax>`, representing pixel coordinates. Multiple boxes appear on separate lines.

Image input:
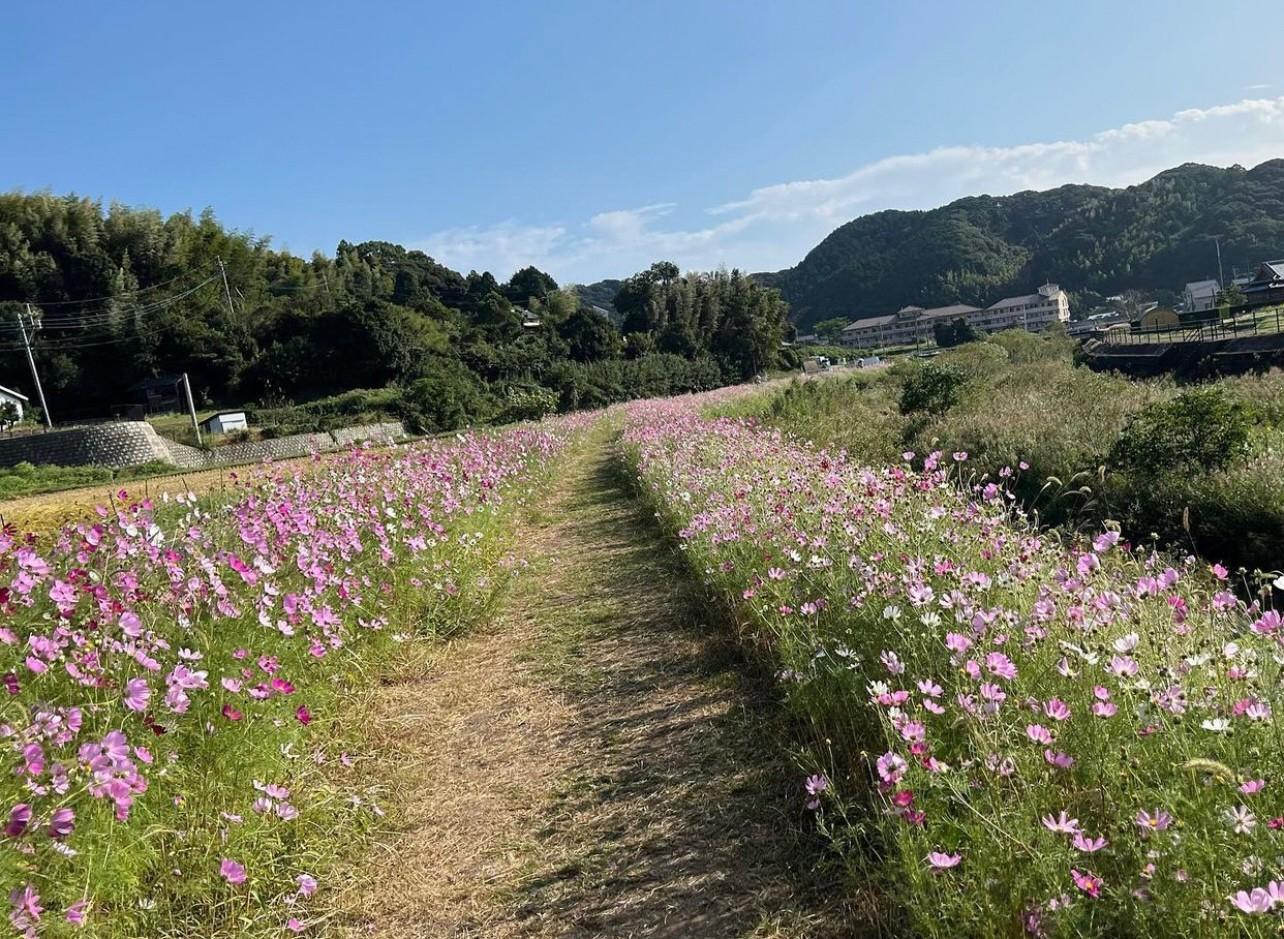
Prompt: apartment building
<box><xmin>839</xmin><ymin>283</ymin><xmax>1069</xmax><ymax>348</ymax></box>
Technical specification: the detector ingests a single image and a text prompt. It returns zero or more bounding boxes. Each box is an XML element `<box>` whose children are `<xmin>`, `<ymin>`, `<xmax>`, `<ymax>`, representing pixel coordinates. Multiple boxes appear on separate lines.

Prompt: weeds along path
<box><xmin>334</xmin><ymin>434</ymin><xmax>853</xmax><ymax>938</ymax></box>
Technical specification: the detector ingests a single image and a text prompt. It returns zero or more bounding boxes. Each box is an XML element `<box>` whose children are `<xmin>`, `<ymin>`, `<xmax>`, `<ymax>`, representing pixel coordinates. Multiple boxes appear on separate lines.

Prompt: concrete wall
<box><xmin>0</xmin><ymin>420</ymin><xmax>405</xmax><ymax>470</ymax></box>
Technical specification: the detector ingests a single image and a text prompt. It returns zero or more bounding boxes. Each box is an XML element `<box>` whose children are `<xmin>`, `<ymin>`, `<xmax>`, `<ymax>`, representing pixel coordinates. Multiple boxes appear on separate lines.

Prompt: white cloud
<box><xmin>412</xmin><ymin>96</ymin><xmax>1284</xmax><ymax>284</ymax></box>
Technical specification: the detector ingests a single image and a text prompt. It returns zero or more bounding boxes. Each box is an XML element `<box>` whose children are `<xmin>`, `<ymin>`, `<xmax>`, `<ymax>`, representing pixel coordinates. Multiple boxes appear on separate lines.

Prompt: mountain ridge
<box><xmin>753</xmin><ymin>159</ymin><xmax>1284</xmax><ymax>329</ymax></box>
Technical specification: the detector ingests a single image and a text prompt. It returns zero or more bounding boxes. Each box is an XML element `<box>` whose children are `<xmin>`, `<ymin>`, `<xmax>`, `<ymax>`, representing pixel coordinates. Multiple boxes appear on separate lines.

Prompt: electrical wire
<box><xmin>0</xmin><ymin>275</ymin><xmax>222</xmax><ymax>336</ymax></box>
<box><xmin>22</xmin><ymin>263</ymin><xmax>214</xmax><ymax>308</ymax></box>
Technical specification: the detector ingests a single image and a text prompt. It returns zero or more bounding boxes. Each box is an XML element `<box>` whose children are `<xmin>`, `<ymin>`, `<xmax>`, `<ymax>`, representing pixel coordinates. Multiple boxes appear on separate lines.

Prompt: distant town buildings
<box><xmin>839</xmin><ymin>283</ymin><xmax>1069</xmax><ymax>348</ymax></box>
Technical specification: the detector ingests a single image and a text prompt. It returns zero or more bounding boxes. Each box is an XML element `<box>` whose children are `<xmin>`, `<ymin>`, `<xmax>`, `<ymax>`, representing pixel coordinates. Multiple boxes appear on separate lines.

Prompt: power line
<box><xmin>2</xmin><ymin>275</ymin><xmax>221</xmax><ymax>334</ymax></box>
<box><xmin>20</xmin><ymin>263</ymin><xmax>214</xmax><ymax>308</ymax></box>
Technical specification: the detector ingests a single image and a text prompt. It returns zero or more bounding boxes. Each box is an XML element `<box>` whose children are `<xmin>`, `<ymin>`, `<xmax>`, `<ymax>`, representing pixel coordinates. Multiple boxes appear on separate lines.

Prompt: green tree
<box><xmin>813</xmin><ymin>317</ymin><xmax>850</xmax><ymax>342</ymax></box>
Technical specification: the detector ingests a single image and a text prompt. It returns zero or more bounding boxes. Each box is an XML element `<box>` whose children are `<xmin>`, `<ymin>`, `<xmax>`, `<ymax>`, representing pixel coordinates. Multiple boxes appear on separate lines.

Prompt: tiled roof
<box><xmin>920</xmin><ymin>304</ymin><xmax>982</xmax><ymax>320</ymax></box>
<box><xmin>986</xmin><ymin>293</ymin><xmax>1042</xmax><ymax>310</ymax></box>
<box><xmin>843</xmin><ymin>314</ymin><xmax>897</xmax><ymax>331</ymax></box>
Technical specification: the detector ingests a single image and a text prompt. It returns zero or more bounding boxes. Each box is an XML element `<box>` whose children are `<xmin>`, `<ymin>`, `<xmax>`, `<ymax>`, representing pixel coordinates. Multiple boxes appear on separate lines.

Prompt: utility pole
<box><xmin>18</xmin><ymin>305</ymin><xmax>52</xmax><ymax>429</ymax></box>
<box><xmin>1215</xmin><ymin>237</ymin><xmax>1225</xmax><ymax>291</ymax></box>
<box><xmin>216</xmin><ymin>256</ymin><xmax>237</xmax><ymax>318</ymax></box>
<box><xmin>180</xmin><ymin>372</ymin><xmax>201</xmax><ymax>446</ymax></box>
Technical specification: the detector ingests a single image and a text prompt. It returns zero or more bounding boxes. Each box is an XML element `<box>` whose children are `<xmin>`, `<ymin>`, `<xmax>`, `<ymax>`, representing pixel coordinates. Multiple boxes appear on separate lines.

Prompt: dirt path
<box><xmin>334</xmin><ymin>436</ymin><xmax>856</xmax><ymax>938</ymax></box>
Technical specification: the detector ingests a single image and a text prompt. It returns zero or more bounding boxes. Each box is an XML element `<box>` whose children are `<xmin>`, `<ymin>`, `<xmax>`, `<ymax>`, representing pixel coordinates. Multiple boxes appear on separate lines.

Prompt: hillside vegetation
<box><xmin>0</xmin><ymin>195</ymin><xmax>788</xmax><ymax>431</ymax></box>
<box><xmin>761</xmin><ymin>160</ymin><xmax>1284</xmax><ymax>329</ymax></box>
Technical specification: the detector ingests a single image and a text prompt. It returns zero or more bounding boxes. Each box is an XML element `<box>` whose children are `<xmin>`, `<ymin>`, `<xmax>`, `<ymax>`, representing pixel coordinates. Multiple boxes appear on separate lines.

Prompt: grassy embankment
<box><xmin>717</xmin><ymin>329</ymin><xmax>1284</xmax><ymax>577</ymax></box>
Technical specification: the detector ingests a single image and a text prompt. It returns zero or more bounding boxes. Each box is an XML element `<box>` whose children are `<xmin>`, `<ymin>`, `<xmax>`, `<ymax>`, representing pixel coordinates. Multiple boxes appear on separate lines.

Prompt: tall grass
<box><xmin>726</xmin><ymin>333</ymin><xmax>1284</xmax><ymax>573</ymax></box>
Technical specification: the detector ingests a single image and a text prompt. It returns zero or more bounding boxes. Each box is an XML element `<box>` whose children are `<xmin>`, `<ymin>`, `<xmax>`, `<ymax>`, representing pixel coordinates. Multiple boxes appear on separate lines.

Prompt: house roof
<box><xmin>1185</xmin><ymin>279</ymin><xmax>1220</xmax><ymax>292</ymax></box>
<box><xmin>0</xmin><ymin>385</ymin><xmax>29</xmax><ymax>402</ymax></box>
<box><xmin>1255</xmin><ymin>260</ymin><xmax>1284</xmax><ymax>280</ymax></box>
<box><xmin>919</xmin><ymin>304</ymin><xmax>982</xmax><ymax>320</ymax></box>
<box><xmin>199</xmin><ymin>410</ymin><xmax>247</xmax><ymax>426</ymax></box>
<box><xmin>129</xmin><ymin>374</ymin><xmax>181</xmax><ymax>392</ymax></box>
<box><xmin>842</xmin><ymin>314</ymin><xmax>897</xmax><ymax>331</ymax></box>
<box><xmin>986</xmin><ymin>293</ymin><xmax>1043</xmax><ymax>310</ymax></box>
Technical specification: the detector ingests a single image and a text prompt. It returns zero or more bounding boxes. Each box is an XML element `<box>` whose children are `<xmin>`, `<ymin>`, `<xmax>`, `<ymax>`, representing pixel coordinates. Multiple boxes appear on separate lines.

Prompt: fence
<box><xmin>1103</xmin><ymin>305</ymin><xmax>1284</xmax><ymax>346</ymax></box>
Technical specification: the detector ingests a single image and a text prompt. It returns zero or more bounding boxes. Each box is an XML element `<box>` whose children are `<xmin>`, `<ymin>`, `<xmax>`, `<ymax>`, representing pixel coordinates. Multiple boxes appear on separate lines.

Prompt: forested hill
<box><xmin>760</xmin><ymin>159</ymin><xmax>1284</xmax><ymax>329</ymax></box>
<box><xmin>0</xmin><ymin>194</ymin><xmax>788</xmax><ymax>430</ymax></box>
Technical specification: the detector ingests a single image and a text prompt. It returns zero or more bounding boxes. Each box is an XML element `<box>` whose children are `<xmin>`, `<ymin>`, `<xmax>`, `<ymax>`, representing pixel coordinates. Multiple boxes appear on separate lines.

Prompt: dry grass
<box><xmin>0</xmin><ymin>450</ymin><xmax>363</xmax><ymax>535</ymax></box>
<box><xmin>330</xmin><ymin>438</ymin><xmax>867</xmax><ymax>938</ymax></box>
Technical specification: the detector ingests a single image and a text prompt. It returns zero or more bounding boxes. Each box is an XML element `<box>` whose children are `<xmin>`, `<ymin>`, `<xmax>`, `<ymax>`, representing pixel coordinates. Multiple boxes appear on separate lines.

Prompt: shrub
<box><xmin>399</xmin><ymin>358</ymin><xmax>491</xmax><ymax>433</ymax></box>
<box><xmin>898</xmin><ymin>362</ymin><xmax>967</xmax><ymax>415</ymax></box>
<box><xmin>1110</xmin><ymin>386</ymin><xmax>1257</xmax><ymax>477</ymax></box>
<box><xmin>493</xmin><ymin>384</ymin><xmax>558</xmax><ymax>424</ymax></box>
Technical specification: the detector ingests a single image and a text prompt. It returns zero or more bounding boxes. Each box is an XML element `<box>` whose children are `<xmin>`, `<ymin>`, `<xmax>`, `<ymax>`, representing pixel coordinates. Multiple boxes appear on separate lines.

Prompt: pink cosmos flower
<box><xmin>287</xmin><ymin>918</ymin><xmax>306</xmax><ymax>933</ymax></box>
<box><xmin>220</xmin><ymin>858</ymin><xmax>246</xmax><ymax>885</ymax></box>
<box><xmin>1240</xmin><ymin>779</ymin><xmax>1267</xmax><ymax>795</ymax></box>
<box><xmin>296</xmin><ymin>873</ymin><xmax>318</xmax><ymax>897</ymax></box>
<box><xmin>65</xmin><ymin>899</ymin><xmax>88</xmax><ymax>925</ymax></box>
<box><xmin>1041</xmin><ymin>811</ymin><xmax>1080</xmax><ymax>834</ymax></box>
<box><xmin>1135</xmin><ymin>809</ymin><xmax>1173</xmax><ymax>835</ymax></box>
<box><xmin>9</xmin><ymin>884</ymin><xmax>43</xmax><ymax>932</ymax></box>
<box><xmin>123</xmin><ymin>678</ymin><xmax>150</xmax><ymax>712</ymax></box>
<box><xmin>5</xmin><ymin>804</ymin><xmax>31</xmax><ymax>838</ymax></box>
<box><xmin>1043</xmin><ymin>749</ymin><xmax>1074</xmax><ymax>769</ymax></box>
<box><xmin>1026</xmin><ymin>724</ymin><xmax>1053</xmax><ymax>745</ymax></box>
<box><xmin>1229</xmin><ymin>887</ymin><xmax>1273</xmax><ymax>914</ymax></box>
<box><xmin>876</xmin><ymin>752</ymin><xmax>907</xmax><ymax>784</ymax></box>
<box><xmin>804</xmin><ymin>774</ymin><xmax>828</xmax><ymax>810</ymax></box>
<box><xmin>1043</xmin><ymin>698</ymin><xmax>1070</xmax><ymax>721</ymax></box>
<box><xmin>926</xmin><ymin>851</ymin><xmax>962</xmax><ymax>869</ymax></box>
<box><xmin>295</xmin><ymin>705</ymin><xmax>312</xmax><ymax>726</ymax></box>
<box><xmin>985</xmin><ymin>652</ymin><xmax>1017</xmax><ymax>681</ymax></box>
<box><xmin>1071</xmin><ymin>832</ymin><xmax>1107</xmax><ymax>853</ymax></box>
<box><xmin>47</xmin><ymin>807</ymin><xmax>74</xmax><ymax>840</ymax></box>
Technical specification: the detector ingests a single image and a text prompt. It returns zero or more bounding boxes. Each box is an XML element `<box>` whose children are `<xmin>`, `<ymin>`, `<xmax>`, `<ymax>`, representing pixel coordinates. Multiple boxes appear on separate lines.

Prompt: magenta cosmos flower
<box><xmin>1071</xmin><ymin>868</ymin><xmax>1103</xmax><ymax>898</ymax></box>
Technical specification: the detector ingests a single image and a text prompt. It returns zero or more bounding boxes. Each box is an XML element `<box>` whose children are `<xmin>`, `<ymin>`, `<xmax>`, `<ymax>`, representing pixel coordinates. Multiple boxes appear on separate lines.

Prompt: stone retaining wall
<box><xmin>0</xmin><ymin>422</ymin><xmax>174</xmax><ymax>469</ymax></box>
<box><xmin>0</xmin><ymin>421</ymin><xmax>405</xmax><ymax>470</ymax></box>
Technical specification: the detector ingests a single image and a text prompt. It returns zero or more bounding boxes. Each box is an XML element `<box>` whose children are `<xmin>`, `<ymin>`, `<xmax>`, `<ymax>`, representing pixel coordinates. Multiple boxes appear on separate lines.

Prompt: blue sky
<box><xmin>5</xmin><ymin>1</ymin><xmax>1284</xmax><ymax>283</ymax></box>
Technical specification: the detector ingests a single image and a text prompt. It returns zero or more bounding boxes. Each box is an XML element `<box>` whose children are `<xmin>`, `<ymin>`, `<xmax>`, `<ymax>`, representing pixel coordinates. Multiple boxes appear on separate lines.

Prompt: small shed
<box><xmin>198</xmin><ymin>411</ymin><xmax>249</xmax><ymax>435</ymax></box>
<box><xmin>0</xmin><ymin>386</ymin><xmax>29</xmax><ymax>424</ymax></box>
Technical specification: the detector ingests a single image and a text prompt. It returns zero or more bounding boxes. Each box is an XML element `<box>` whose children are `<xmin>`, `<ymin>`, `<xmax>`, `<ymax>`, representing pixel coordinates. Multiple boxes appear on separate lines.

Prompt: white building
<box><xmin>838</xmin><ymin>284</ymin><xmax>1069</xmax><ymax>348</ymax></box>
<box><xmin>1183</xmin><ymin>279</ymin><xmax>1220</xmax><ymax>312</ymax></box>
<box><xmin>198</xmin><ymin>411</ymin><xmax>249</xmax><ymax>435</ymax></box>
<box><xmin>0</xmin><ymin>385</ymin><xmax>30</xmax><ymax>424</ymax></box>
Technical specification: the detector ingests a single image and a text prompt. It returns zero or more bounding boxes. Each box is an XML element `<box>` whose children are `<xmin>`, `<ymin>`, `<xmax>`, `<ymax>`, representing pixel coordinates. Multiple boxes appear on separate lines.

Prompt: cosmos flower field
<box><xmin>0</xmin><ymin>421</ymin><xmax>582</xmax><ymax>937</ymax></box>
<box><xmin>622</xmin><ymin>396</ymin><xmax>1284</xmax><ymax>938</ymax></box>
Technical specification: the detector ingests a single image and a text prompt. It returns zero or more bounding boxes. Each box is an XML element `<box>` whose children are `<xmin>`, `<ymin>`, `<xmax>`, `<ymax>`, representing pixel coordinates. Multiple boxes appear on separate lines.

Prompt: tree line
<box><xmin>0</xmin><ymin>193</ymin><xmax>790</xmax><ymax>431</ymax></box>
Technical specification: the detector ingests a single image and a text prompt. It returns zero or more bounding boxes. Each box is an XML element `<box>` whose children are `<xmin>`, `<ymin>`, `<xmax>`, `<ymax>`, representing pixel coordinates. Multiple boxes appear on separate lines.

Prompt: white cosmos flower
<box><xmin>1113</xmin><ymin>633</ymin><xmax>1139</xmax><ymax>653</ymax></box>
<box><xmin>1202</xmin><ymin>718</ymin><xmax>1232</xmax><ymax>733</ymax></box>
<box><xmin>1225</xmin><ymin>805</ymin><xmax>1257</xmax><ymax>835</ymax></box>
